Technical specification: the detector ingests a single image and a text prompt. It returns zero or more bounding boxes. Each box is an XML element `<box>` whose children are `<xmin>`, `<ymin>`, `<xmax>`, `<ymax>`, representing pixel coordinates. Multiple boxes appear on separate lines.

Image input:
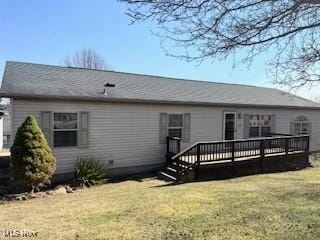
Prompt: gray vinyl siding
<box><xmin>12</xmin><ymin>99</ymin><xmax>320</xmax><ymax>174</ymax></box>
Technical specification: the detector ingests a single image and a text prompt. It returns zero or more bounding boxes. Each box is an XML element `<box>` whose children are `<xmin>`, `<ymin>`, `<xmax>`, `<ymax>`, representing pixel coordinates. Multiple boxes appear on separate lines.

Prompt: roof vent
<box><xmin>101</xmin><ymin>83</ymin><xmax>116</xmax><ymax>95</ymax></box>
<box><xmin>104</xmin><ymin>83</ymin><xmax>115</xmax><ymax>88</ymax></box>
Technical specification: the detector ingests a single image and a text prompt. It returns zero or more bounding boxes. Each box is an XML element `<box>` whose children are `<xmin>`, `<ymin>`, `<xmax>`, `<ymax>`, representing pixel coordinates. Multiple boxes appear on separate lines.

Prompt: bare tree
<box><xmin>120</xmin><ymin>0</ymin><xmax>320</xmax><ymax>89</ymax></box>
<box><xmin>64</xmin><ymin>48</ymin><xmax>109</xmax><ymax>70</ymax></box>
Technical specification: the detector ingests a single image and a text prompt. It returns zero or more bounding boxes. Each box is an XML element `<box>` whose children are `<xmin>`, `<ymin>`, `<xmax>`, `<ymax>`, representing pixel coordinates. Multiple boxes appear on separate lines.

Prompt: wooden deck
<box><xmin>162</xmin><ymin>134</ymin><xmax>310</xmax><ymax>181</ymax></box>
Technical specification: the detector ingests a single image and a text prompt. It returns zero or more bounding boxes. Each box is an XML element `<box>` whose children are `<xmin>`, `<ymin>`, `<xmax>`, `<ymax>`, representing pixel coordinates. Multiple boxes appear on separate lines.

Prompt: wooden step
<box><xmin>159</xmin><ymin>170</ymin><xmax>177</xmax><ymax>181</ymax></box>
<box><xmin>158</xmin><ymin>163</ymin><xmax>184</xmax><ymax>181</ymax></box>
<box><xmin>167</xmin><ymin>163</ymin><xmax>186</xmax><ymax>171</ymax></box>
<box><xmin>171</xmin><ymin>161</ymin><xmax>192</xmax><ymax>169</ymax></box>
<box><xmin>159</xmin><ymin>161</ymin><xmax>194</xmax><ymax>181</ymax></box>
<box><xmin>167</xmin><ymin>165</ymin><xmax>179</xmax><ymax>173</ymax></box>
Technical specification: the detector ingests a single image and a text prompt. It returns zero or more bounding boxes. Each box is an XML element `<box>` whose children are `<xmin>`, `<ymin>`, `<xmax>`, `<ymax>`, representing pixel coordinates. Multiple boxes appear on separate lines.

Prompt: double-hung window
<box><xmin>249</xmin><ymin>114</ymin><xmax>272</xmax><ymax>138</ymax></box>
<box><xmin>53</xmin><ymin>113</ymin><xmax>78</xmax><ymax>147</ymax></box>
<box><xmin>168</xmin><ymin>114</ymin><xmax>183</xmax><ymax>138</ymax></box>
<box><xmin>292</xmin><ymin>116</ymin><xmax>310</xmax><ymax>135</ymax></box>
<box><xmin>260</xmin><ymin>115</ymin><xmax>272</xmax><ymax>137</ymax></box>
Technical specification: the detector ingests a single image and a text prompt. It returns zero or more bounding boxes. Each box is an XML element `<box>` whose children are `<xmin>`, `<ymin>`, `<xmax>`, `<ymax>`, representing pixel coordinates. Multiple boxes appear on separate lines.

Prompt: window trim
<box><xmin>167</xmin><ymin>113</ymin><xmax>184</xmax><ymax>139</ymax></box>
<box><xmin>52</xmin><ymin>112</ymin><xmax>79</xmax><ymax>148</ymax></box>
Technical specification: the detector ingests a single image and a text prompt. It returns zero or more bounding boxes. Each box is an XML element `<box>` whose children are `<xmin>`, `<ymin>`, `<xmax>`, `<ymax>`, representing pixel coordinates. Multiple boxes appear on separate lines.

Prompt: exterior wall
<box><xmin>0</xmin><ymin>117</ymin><xmax>3</xmax><ymax>150</ymax></box>
<box><xmin>3</xmin><ymin>114</ymin><xmax>11</xmax><ymax>148</ymax></box>
<box><xmin>12</xmin><ymin>99</ymin><xmax>320</xmax><ymax>175</ymax></box>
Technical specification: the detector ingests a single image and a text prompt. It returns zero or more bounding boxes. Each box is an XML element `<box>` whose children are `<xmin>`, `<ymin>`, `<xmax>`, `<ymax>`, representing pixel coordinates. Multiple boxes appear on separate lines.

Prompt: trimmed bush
<box><xmin>75</xmin><ymin>159</ymin><xmax>107</xmax><ymax>187</ymax></box>
<box><xmin>10</xmin><ymin>116</ymin><xmax>56</xmax><ymax>191</ymax></box>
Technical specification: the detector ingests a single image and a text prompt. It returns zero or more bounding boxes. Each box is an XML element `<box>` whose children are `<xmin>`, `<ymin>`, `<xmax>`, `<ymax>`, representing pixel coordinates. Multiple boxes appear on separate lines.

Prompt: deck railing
<box><xmin>268</xmin><ymin>132</ymin><xmax>293</xmax><ymax>137</ymax></box>
<box><xmin>166</xmin><ymin>135</ymin><xmax>309</xmax><ymax>169</ymax></box>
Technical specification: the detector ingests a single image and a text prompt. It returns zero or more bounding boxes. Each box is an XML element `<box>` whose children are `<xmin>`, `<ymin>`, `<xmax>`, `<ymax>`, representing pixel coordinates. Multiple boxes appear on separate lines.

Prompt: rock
<box><xmin>53</xmin><ymin>185</ymin><xmax>67</xmax><ymax>195</ymax></box>
<box><xmin>30</xmin><ymin>192</ymin><xmax>46</xmax><ymax>198</ymax></box>
<box><xmin>64</xmin><ymin>185</ymin><xmax>74</xmax><ymax>193</ymax></box>
<box><xmin>15</xmin><ymin>195</ymin><xmax>27</xmax><ymax>201</ymax></box>
<box><xmin>46</xmin><ymin>190</ymin><xmax>55</xmax><ymax>195</ymax></box>
<box><xmin>2</xmin><ymin>185</ymin><xmax>73</xmax><ymax>200</ymax></box>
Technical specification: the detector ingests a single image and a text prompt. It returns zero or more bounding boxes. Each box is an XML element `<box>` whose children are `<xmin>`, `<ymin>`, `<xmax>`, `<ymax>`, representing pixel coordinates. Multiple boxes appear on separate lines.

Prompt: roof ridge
<box><xmin>6</xmin><ymin>60</ymin><xmax>276</xmax><ymax>90</ymax></box>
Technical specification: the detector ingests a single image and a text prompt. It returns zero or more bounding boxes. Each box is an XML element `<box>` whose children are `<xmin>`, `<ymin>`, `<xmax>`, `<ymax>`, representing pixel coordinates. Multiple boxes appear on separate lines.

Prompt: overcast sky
<box><xmin>1</xmin><ymin>0</ymin><xmax>319</xmax><ymax>101</ymax></box>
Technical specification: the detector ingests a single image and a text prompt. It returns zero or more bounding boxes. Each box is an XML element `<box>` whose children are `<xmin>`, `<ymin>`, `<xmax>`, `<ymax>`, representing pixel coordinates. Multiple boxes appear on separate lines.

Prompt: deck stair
<box><xmin>159</xmin><ymin>162</ymin><xmax>190</xmax><ymax>181</ymax></box>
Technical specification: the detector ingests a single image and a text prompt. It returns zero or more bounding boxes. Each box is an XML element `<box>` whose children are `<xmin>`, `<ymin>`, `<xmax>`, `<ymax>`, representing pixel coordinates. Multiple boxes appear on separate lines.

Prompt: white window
<box><xmin>168</xmin><ymin>114</ymin><xmax>183</xmax><ymax>138</ymax></box>
<box><xmin>249</xmin><ymin>114</ymin><xmax>272</xmax><ymax>138</ymax></box>
<box><xmin>53</xmin><ymin>113</ymin><xmax>78</xmax><ymax>147</ymax></box>
<box><xmin>292</xmin><ymin>116</ymin><xmax>310</xmax><ymax>135</ymax></box>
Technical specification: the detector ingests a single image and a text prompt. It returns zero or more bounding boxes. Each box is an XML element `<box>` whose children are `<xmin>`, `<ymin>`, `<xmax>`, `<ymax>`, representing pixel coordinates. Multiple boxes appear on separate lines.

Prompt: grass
<box><xmin>1</xmin><ymin>157</ymin><xmax>320</xmax><ymax>240</ymax></box>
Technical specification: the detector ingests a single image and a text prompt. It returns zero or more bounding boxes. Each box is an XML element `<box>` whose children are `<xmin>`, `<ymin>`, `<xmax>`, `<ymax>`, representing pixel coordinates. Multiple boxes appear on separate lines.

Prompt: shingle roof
<box><xmin>1</xmin><ymin>61</ymin><xmax>320</xmax><ymax>109</ymax></box>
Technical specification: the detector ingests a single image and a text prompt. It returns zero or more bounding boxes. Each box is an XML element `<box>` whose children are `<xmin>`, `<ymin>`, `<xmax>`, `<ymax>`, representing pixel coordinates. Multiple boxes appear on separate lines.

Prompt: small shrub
<box><xmin>10</xmin><ymin>116</ymin><xmax>56</xmax><ymax>191</ymax></box>
<box><xmin>75</xmin><ymin>159</ymin><xmax>107</xmax><ymax>187</ymax></box>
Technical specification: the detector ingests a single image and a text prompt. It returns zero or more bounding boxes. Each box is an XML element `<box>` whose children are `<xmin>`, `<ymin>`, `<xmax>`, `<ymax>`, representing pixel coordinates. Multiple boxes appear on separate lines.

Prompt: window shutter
<box><xmin>40</xmin><ymin>111</ymin><xmax>52</xmax><ymax>147</ymax></box>
<box><xmin>159</xmin><ymin>113</ymin><xmax>168</xmax><ymax>144</ymax></box>
<box><xmin>182</xmin><ymin>113</ymin><xmax>191</xmax><ymax>142</ymax></box>
<box><xmin>243</xmin><ymin>114</ymin><xmax>250</xmax><ymax>138</ymax></box>
<box><xmin>307</xmin><ymin>122</ymin><xmax>312</xmax><ymax>135</ymax></box>
<box><xmin>290</xmin><ymin>122</ymin><xmax>296</xmax><ymax>135</ymax></box>
<box><xmin>79</xmin><ymin>112</ymin><xmax>89</xmax><ymax>148</ymax></box>
<box><xmin>271</xmin><ymin>114</ymin><xmax>276</xmax><ymax>133</ymax></box>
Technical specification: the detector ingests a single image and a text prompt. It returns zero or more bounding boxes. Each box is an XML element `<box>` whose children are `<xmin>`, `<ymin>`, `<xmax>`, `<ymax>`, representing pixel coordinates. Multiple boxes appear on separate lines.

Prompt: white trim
<box><xmin>223</xmin><ymin>111</ymin><xmax>237</xmax><ymax>140</ymax></box>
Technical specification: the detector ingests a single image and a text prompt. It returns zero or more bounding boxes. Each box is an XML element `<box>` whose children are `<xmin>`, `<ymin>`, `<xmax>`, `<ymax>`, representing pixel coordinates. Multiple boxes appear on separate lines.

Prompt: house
<box><xmin>1</xmin><ymin>61</ymin><xmax>319</xmax><ymax>179</ymax></box>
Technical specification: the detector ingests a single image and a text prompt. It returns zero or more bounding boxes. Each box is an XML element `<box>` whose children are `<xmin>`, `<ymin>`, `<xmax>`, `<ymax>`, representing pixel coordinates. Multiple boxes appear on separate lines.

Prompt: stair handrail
<box><xmin>171</xmin><ymin>142</ymin><xmax>199</xmax><ymax>161</ymax></box>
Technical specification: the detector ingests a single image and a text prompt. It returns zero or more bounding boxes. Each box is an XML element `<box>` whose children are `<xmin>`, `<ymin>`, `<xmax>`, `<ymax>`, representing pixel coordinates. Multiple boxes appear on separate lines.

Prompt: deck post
<box><xmin>177</xmin><ymin>138</ymin><xmax>181</xmax><ymax>154</ymax></box>
<box><xmin>285</xmin><ymin>137</ymin><xmax>289</xmax><ymax>155</ymax></box>
<box><xmin>195</xmin><ymin>144</ymin><xmax>201</xmax><ymax>180</ymax></box>
<box><xmin>260</xmin><ymin>139</ymin><xmax>265</xmax><ymax>173</ymax></box>
<box><xmin>231</xmin><ymin>141</ymin><xmax>235</xmax><ymax>163</ymax></box>
<box><xmin>166</xmin><ymin>137</ymin><xmax>170</xmax><ymax>164</ymax></box>
<box><xmin>305</xmin><ymin>135</ymin><xmax>310</xmax><ymax>154</ymax></box>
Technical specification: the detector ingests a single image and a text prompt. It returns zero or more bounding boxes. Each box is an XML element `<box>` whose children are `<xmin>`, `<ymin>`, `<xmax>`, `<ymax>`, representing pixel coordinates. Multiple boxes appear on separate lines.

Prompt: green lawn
<box><xmin>1</xmin><ymin>156</ymin><xmax>320</xmax><ymax>240</ymax></box>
